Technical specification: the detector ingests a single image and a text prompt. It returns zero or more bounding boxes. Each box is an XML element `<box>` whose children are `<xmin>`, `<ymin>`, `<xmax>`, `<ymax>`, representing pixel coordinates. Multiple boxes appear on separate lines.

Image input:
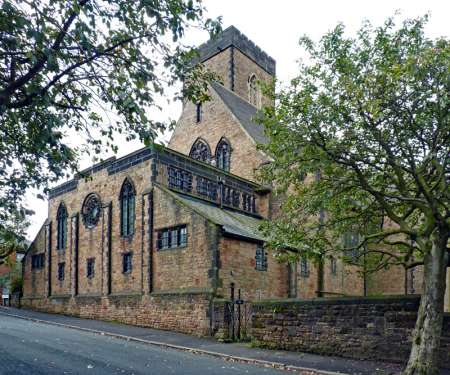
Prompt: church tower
<box><xmin>168</xmin><ymin>26</ymin><xmax>276</xmax><ymax>182</ymax></box>
<box><xmin>193</xmin><ymin>25</ymin><xmax>276</xmax><ymax>108</ymax></box>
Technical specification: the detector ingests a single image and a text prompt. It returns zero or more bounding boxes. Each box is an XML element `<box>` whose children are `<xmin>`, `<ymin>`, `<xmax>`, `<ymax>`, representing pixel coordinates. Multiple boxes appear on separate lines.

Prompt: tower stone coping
<box><xmin>193</xmin><ymin>25</ymin><xmax>276</xmax><ymax>76</ymax></box>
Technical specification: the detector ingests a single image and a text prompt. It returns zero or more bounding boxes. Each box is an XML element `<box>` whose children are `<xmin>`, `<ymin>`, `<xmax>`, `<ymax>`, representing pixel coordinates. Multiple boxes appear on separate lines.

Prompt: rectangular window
<box><xmin>87</xmin><ymin>258</ymin><xmax>95</xmax><ymax>278</ymax></box>
<box><xmin>330</xmin><ymin>257</ymin><xmax>337</xmax><ymax>276</ymax></box>
<box><xmin>168</xmin><ymin>166</ymin><xmax>192</xmax><ymax>193</ymax></box>
<box><xmin>157</xmin><ymin>225</ymin><xmax>188</xmax><ymax>250</ymax></box>
<box><xmin>232</xmin><ymin>191</ymin><xmax>240</xmax><ymax>208</ymax></box>
<box><xmin>58</xmin><ymin>262</ymin><xmax>65</xmax><ymax>281</ymax></box>
<box><xmin>300</xmin><ymin>256</ymin><xmax>309</xmax><ymax>277</ymax></box>
<box><xmin>255</xmin><ymin>245</ymin><xmax>267</xmax><ymax>271</ymax></box>
<box><xmin>122</xmin><ymin>252</ymin><xmax>132</xmax><ymax>274</ymax></box>
<box><xmin>343</xmin><ymin>231</ymin><xmax>360</xmax><ymax>261</ymax></box>
<box><xmin>196</xmin><ymin>103</ymin><xmax>202</xmax><ymax>123</ymax></box>
<box><xmin>31</xmin><ymin>253</ymin><xmax>45</xmax><ymax>269</ymax></box>
<box><xmin>222</xmin><ymin>186</ymin><xmax>232</xmax><ymax>205</ymax></box>
<box><xmin>196</xmin><ymin>177</ymin><xmax>217</xmax><ymax>201</ymax></box>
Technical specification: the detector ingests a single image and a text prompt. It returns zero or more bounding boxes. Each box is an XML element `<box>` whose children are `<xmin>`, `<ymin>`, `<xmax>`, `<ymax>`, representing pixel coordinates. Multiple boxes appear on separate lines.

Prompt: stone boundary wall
<box><xmin>21</xmin><ymin>292</ymin><xmax>212</xmax><ymax>336</ymax></box>
<box><xmin>251</xmin><ymin>296</ymin><xmax>450</xmax><ymax>368</ymax></box>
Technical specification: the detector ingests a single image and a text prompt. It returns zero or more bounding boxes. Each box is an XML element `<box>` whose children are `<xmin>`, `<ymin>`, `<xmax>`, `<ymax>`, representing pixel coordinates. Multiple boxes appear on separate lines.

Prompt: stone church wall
<box><xmin>217</xmin><ymin>238</ymin><xmax>289</xmax><ymax>300</ymax></box>
<box><xmin>152</xmin><ymin>186</ymin><xmax>215</xmax><ymax>292</ymax></box>
<box><xmin>168</xmin><ymin>86</ymin><xmax>269</xmax><ymax>182</ymax></box>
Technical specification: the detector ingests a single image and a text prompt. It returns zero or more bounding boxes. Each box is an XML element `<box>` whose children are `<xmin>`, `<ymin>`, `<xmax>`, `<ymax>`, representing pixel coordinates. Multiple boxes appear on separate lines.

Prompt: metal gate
<box><xmin>227</xmin><ymin>284</ymin><xmax>252</xmax><ymax>342</ymax></box>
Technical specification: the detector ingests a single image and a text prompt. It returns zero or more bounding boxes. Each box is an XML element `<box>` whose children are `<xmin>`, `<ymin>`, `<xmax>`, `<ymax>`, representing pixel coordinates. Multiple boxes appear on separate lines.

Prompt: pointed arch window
<box><xmin>120</xmin><ymin>178</ymin><xmax>136</xmax><ymax>237</ymax></box>
<box><xmin>215</xmin><ymin>138</ymin><xmax>231</xmax><ymax>172</ymax></box>
<box><xmin>248</xmin><ymin>74</ymin><xmax>260</xmax><ymax>107</ymax></box>
<box><xmin>56</xmin><ymin>203</ymin><xmax>68</xmax><ymax>250</ymax></box>
<box><xmin>189</xmin><ymin>139</ymin><xmax>211</xmax><ymax>163</ymax></box>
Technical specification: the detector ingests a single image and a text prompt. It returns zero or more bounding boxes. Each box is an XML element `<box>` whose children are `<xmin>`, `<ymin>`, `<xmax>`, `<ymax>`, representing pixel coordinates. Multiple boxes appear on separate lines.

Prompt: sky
<box><xmin>25</xmin><ymin>0</ymin><xmax>450</xmax><ymax>240</ymax></box>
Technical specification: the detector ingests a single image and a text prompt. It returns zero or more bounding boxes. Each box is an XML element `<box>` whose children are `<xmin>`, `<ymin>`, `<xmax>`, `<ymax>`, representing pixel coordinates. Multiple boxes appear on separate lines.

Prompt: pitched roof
<box><xmin>157</xmin><ymin>184</ymin><xmax>265</xmax><ymax>243</ymax></box>
<box><xmin>194</xmin><ymin>26</ymin><xmax>276</xmax><ymax>75</ymax></box>
<box><xmin>211</xmin><ymin>81</ymin><xmax>268</xmax><ymax>145</ymax></box>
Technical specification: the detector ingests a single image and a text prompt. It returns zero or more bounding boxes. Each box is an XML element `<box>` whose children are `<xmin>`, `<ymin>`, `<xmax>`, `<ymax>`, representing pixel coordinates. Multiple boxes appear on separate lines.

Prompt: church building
<box><xmin>22</xmin><ymin>26</ymin><xmax>450</xmax><ymax>335</ymax></box>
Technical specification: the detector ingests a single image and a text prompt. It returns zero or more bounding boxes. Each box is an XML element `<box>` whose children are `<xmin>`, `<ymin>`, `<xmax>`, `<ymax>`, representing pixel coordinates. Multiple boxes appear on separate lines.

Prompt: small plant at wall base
<box><xmin>259</xmin><ymin>15</ymin><xmax>449</xmax><ymax>375</ymax></box>
<box><xmin>0</xmin><ymin>0</ymin><xmax>221</xmax><ymax>246</ymax></box>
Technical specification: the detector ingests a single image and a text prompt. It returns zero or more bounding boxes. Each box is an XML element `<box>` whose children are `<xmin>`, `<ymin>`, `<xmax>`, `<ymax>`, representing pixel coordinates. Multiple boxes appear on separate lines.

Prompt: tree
<box><xmin>0</xmin><ymin>0</ymin><xmax>220</xmax><ymax>257</ymax></box>
<box><xmin>0</xmin><ymin>206</ymin><xmax>29</xmax><ymax>265</ymax></box>
<box><xmin>260</xmin><ymin>16</ymin><xmax>449</xmax><ymax>375</ymax></box>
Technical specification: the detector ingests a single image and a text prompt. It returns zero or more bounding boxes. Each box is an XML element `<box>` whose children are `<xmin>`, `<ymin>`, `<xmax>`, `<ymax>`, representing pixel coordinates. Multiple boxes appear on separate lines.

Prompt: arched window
<box><xmin>120</xmin><ymin>178</ymin><xmax>136</xmax><ymax>237</ymax></box>
<box><xmin>248</xmin><ymin>74</ymin><xmax>260</xmax><ymax>107</ymax></box>
<box><xmin>189</xmin><ymin>138</ymin><xmax>211</xmax><ymax>163</ymax></box>
<box><xmin>56</xmin><ymin>203</ymin><xmax>67</xmax><ymax>250</ymax></box>
<box><xmin>215</xmin><ymin>138</ymin><xmax>231</xmax><ymax>171</ymax></box>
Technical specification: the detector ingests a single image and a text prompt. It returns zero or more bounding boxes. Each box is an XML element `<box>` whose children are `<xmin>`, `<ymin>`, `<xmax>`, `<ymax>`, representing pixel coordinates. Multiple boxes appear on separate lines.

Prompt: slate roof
<box><xmin>157</xmin><ymin>185</ymin><xmax>265</xmax><ymax>243</ymax></box>
<box><xmin>194</xmin><ymin>26</ymin><xmax>276</xmax><ymax>75</ymax></box>
<box><xmin>211</xmin><ymin>81</ymin><xmax>268</xmax><ymax>145</ymax></box>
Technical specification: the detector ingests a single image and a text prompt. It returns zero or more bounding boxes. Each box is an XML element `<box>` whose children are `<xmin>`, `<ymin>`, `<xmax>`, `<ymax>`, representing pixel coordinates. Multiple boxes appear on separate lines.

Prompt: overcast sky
<box><xmin>25</xmin><ymin>0</ymin><xmax>450</xmax><ymax>240</ymax></box>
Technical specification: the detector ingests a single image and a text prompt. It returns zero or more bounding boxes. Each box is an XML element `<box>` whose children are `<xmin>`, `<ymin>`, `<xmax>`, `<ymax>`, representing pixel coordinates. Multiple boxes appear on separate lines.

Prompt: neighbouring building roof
<box><xmin>158</xmin><ymin>185</ymin><xmax>265</xmax><ymax>243</ymax></box>
<box><xmin>194</xmin><ymin>25</ymin><xmax>276</xmax><ymax>75</ymax></box>
<box><xmin>211</xmin><ymin>81</ymin><xmax>268</xmax><ymax>146</ymax></box>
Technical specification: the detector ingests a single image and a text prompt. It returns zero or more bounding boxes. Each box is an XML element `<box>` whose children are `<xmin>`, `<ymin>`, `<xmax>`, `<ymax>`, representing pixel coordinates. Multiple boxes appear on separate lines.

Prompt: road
<box><xmin>0</xmin><ymin>315</ymin><xmax>286</xmax><ymax>375</ymax></box>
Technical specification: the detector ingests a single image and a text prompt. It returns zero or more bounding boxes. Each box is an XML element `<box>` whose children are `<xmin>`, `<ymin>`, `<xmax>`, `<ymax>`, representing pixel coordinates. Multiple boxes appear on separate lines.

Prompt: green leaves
<box><xmin>0</xmin><ymin>0</ymin><xmax>221</xmax><ymax>239</ymax></box>
<box><xmin>260</xmin><ymin>15</ymin><xmax>450</xmax><ymax>271</ymax></box>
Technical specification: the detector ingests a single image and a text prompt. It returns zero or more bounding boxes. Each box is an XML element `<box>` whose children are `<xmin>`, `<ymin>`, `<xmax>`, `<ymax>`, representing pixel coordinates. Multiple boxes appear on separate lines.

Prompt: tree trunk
<box><xmin>403</xmin><ymin>233</ymin><xmax>449</xmax><ymax>375</ymax></box>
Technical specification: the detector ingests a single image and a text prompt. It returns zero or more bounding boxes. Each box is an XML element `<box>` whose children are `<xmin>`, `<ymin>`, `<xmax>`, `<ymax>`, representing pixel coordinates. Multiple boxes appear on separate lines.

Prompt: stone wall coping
<box><xmin>49</xmin><ymin>294</ymin><xmax>72</xmax><ymax>300</ymax></box>
<box><xmin>75</xmin><ymin>293</ymin><xmax>103</xmax><ymax>299</ymax></box>
<box><xmin>150</xmin><ymin>288</ymin><xmax>213</xmax><ymax>296</ymax></box>
<box><xmin>252</xmin><ymin>295</ymin><xmax>422</xmax><ymax>308</ymax></box>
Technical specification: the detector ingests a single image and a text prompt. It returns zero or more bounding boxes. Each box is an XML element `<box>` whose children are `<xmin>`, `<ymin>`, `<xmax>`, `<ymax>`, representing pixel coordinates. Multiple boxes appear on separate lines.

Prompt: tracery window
<box><xmin>81</xmin><ymin>193</ymin><xmax>101</xmax><ymax>229</ymax></box>
<box><xmin>215</xmin><ymin>138</ymin><xmax>231</xmax><ymax>172</ymax></box>
<box><xmin>119</xmin><ymin>178</ymin><xmax>135</xmax><ymax>237</ymax></box>
<box><xmin>56</xmin><ymin>202</ymin><xmax>68</xmax><ymax>250</ymax></box>
<box><xmin>248</xmin><ymin>74</ymin><xmax>260</xmax><ymax>107</ymax></box>
<box><xmin>189</xmin><ymin>139</ymin><xmax>211</xmax><ymax>163</ymax></box>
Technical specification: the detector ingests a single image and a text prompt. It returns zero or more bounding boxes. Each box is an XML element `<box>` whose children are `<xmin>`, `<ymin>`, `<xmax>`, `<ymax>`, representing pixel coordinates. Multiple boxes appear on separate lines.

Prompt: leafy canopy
<box><xmin>260</xmin><ymin>15</ymin><xmax>449</xmax><ymax>271</ymax></box>
<box><xmin>0</xmin><ymin>0</ymin><xmax>220</xmax><ymax>254</ymax></box>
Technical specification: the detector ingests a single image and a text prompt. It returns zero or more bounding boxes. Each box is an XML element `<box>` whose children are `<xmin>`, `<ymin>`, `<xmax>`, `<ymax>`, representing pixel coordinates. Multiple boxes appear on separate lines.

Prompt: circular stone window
<box><xmin>81</xmin><ymin>193</ymin><xmax>102</xmax><ymax>229</ymax></box>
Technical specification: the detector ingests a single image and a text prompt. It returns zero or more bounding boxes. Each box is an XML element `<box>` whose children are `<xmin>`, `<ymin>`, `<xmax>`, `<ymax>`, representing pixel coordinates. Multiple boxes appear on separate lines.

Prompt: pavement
<box><xmin>0</xmin><ymin>306</ymin><xmax>432</xmax><ymax>375</ymax></box>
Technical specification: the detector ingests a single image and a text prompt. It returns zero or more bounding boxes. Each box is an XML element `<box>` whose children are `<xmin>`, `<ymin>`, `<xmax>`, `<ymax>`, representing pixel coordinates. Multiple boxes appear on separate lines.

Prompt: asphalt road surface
<box><xmin>0</xmin><ymin>315</ymin><xmax>286</xmax><ymax>375</ymax></box>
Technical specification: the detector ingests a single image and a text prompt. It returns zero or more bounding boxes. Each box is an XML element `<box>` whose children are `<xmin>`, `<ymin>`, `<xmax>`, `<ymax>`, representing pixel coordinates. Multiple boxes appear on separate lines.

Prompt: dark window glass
<box><xmin>168</xmin><ymin>167</ymin><xmax>192</xmax><ymax>193</ymax></box>
<box><xmin>343</xmin><ymin>231</ymin><xmax>360</xmax><ymax>261</ymax></box>
<box><xmin>300</xmin><ymin>256</ymin><xmax>309</xmax><ymax>277</ymax></box>
<box><xmin>242</xmin><ymin>193</ymin><xmax>255</xmax><ymax>213</ymax></box>
<box><xmin>232</xmin><ymin>191</ymin><xmax>240</xmax><ymax>208</ymax></box>
<box><xmin>157</xmin><ymin>225</ymin><xmax>188</xmax><ymax>250</ymax></box>
<box><xmin>215</xmin><ymin>139</ymin><xmax>231</xmax><ymax>172</ymax></box>
<box><xmin>330</xmin><ymin>257</ymin><xmax>337</xmax><ymax>275</ymax></box>
<box><xmin>58</xmin><ymin>262</ymin><xmax>65</xmax><ymax>281</ymax></box>
<box><xmin>120</xmin><ymin>179</ymin><xmax>136</xmax><ymax>237</ymax></box>
<box><xmin>222</xmin><ymin>186</ymin><xmax>232</xmax><ymax>205</ymax></box>
<box><xmin>196</xmin><ymin>177</ymin><xmax>217</xmax><ymax>200</ymax></box>
<box><xmin>31</xmin><ymin>254</ymin><xmax>45</xmax><ymax>269</ymax></box>
<box><xmin>87</xmin><ymin>258</ymin><xmax>95</xmax><ymax>278</ymax></box>
<box><xmin>56</xmin><ymin>203</ymin><xmax>68</xmax><ymax>250</ymax></box>
<box><xmin>196</xmin><ymin>103</ymin><xmax>202</xmax><ymax>123</ymax></box>
<box><xmin>189</xmin><ymin>139</ymin><xmax>211</xmax><ymax>163</ymax></box>
<box><xmin>179</xmin><ymin>226</ymin><xmax>188</xmax><ymax>247</ymax></box>
<box><xmin>255</xmin><ymin>245</ymin><xmax>267</xmax><ymax>271</ymax></box>
<box><xmin>122</xmin><ymin>253</ymin><xmax>132</xmax><ymax>273</ymax></box>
